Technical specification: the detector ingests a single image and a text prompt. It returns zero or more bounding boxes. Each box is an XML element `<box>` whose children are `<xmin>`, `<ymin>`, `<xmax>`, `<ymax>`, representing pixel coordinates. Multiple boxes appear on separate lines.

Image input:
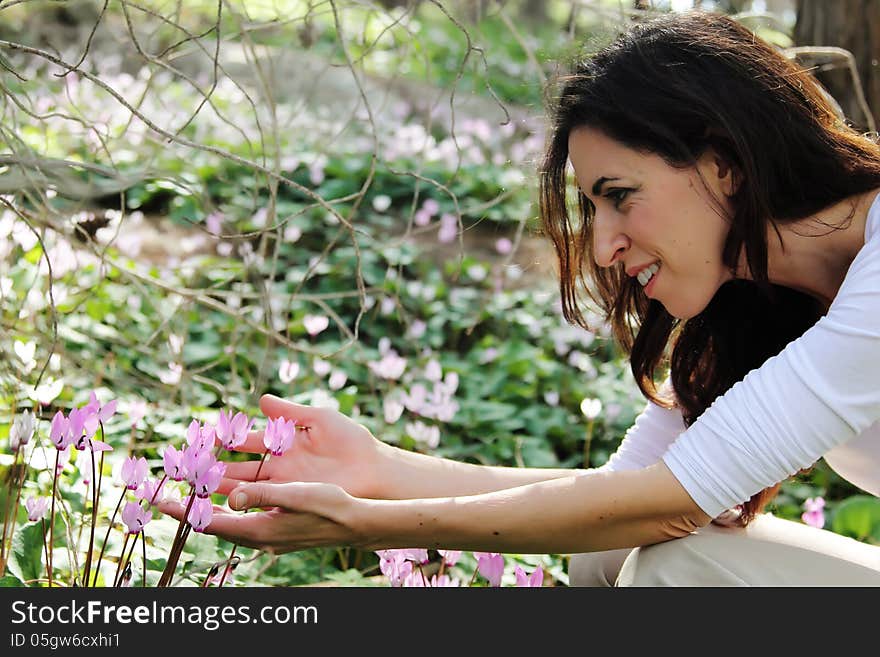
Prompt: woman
<box><xmin>160</xmin><ymin>11</ymin><xmax>880</xmax><ymax>585</ymax></box>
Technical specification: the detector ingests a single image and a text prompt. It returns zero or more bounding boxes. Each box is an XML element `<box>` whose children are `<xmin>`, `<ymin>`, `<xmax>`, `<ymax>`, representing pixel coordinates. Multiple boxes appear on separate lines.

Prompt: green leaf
<box><xmin>0</xmin><ymin>574</ymin><xmax>24</xmax><ymax>587</ymax></box>
<box><xmin>9</xmin><ymin>522</ymin><xmax>46</xmax><ymax>583</ymax></box>
<box><xmin>519</xmin><ymin>436</ymin><xmax>559</xmax><ymax>468</ymax></box>
<box><xmin>830</xmin><ymin>495</ymin><xmax>880</xmax><ymax>543</ymax></box>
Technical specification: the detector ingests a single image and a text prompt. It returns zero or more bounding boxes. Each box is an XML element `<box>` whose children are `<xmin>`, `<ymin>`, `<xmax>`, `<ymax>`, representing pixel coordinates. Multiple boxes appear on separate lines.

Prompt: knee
<box><xmin>617</xmin><ymin>539</ymin><xmax>688</xmax><ymax>587</ymax></box>
<box><xmin>617</xmin><ymin>532</ymin><xmax>746</xmax><ymax>586</ymax></box>
<box><xmin>568</xmin><ymin>548</ymin><xmax>633</xmax><ymax>587</ymax></box>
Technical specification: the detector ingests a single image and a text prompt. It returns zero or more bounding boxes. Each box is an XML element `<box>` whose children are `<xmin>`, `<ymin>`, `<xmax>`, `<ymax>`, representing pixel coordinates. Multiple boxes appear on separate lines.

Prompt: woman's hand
<box><xmin>159</xmin><ymin>481</ymin><xmax>374</xmax><ymax>553</ymax></box>
<box><xmin>217</xmin><ymin>394</ymin><xmax>391</xmax><ymax>500</ymax></box>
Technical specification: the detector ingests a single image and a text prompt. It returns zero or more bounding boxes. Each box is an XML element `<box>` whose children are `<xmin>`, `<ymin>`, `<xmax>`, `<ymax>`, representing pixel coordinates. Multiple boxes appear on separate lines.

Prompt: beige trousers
<box><xmin>569</xmin><ymin>513</ymin><xmax>880</xmax><ymax>586</ymax></box>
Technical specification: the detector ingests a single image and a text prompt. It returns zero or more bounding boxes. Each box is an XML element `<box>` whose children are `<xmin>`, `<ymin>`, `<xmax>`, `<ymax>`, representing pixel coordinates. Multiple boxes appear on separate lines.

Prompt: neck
<box><xmin>735</xmin><ymin>188</ymin><xmax>879</xmax><ymax>312</ymax></box>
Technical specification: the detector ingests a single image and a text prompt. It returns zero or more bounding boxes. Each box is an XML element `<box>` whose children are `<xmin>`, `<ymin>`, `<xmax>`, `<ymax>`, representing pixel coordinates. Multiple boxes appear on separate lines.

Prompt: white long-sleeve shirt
<box><xmin>596</xmin><ymin>190</ymin><xmax>880</xmax><ymax>520</ymax></box>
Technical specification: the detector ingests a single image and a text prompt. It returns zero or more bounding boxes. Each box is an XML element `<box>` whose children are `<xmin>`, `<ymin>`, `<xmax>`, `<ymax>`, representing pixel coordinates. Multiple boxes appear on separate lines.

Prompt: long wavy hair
<box><xmin>540</xmin><ymin>11</ymin><xmax>880</xmax><ymax>525</ymax></box>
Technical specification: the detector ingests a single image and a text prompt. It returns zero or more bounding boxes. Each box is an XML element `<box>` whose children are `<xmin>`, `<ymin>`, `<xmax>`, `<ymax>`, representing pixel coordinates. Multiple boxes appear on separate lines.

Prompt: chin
<box><xmin>661</xmin><ymin>297</ymin><xmax>711</xmax><ymax>321</ymax></box>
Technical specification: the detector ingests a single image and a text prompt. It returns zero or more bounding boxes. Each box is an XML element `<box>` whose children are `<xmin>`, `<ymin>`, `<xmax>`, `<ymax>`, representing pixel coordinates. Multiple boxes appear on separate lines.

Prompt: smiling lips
<box><xmin>637</xmin><ymin>262</ymin><xmax>660</xmax><ymax>287</ymax></box>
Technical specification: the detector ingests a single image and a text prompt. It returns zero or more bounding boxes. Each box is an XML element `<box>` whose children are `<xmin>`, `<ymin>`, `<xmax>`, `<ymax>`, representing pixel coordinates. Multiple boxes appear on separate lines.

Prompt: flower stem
<box><xmin>468</xmin><ymin>563</ymin><xmax>480</xmax><ymax>587</ymax></box>
<box><xmin>91</xmin><ymin>487</ymin><xmax>127</xmax><ymax>587</ymax></box>
<box><xmin>202</xmin><ymin>563</ymin><xmax>220</xmax><ymax>588</ymax></box>
<box><xmin>583</xmin><ymin>419</ymin><xmax>595</xmax><ymax>468</ymax></box>
<box><xmin>48</xmin><ymin>450</ymin><xmax>60</xmax><ymax>588</ymax></box>
<box><xmin>116</xmin><ymin>534</ymin><xmax>138</xmax><ymax>587</ymax></box>
<box><xmin>141</xmin><ymin>531</ymin><xmax>147</xmax><ymax>588</ymax></box>
<box><xmin>157</xmin><ymin>485</ymin><xmax>196</xmax><ymax>587</ymax></box>
<box><xmin>113</xmin><ymin>533</ymin><xmax>130</xmax><ymax>587</ymax></box>
<box><xmin>81</xmin><ymin>448</ymin><xmax>100</xmax><ymax>587</ymax></box>
<box><xmin>40</xmin><ymin>518</ymin><xmax>50</xmax><ymax>586</ymax></box>
<box><xmin>218</xmin><ymin>451</ymin><xmax>269</xmax><ymax>587</ymax></box>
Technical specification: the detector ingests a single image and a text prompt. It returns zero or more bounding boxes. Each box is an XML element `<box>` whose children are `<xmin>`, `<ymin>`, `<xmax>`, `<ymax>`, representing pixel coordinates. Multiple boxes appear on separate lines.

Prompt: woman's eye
<box><xmin>605</xmin><ymin>188</ymin><xmax>630</xmax><ymax>207</ymax></box>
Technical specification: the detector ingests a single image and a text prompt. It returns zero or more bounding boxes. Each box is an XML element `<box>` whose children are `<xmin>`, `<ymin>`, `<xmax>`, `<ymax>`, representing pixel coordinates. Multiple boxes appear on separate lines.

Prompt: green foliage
<box><xmin>831</xmin><ymin>496</ymin><xmax>880</xmax><ymax>544</ymax></box>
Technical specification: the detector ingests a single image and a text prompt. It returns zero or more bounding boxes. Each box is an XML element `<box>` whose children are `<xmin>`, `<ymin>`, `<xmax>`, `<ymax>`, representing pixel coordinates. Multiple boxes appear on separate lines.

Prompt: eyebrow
<box><xmin>591</xmin><ymin>176</ymin><xmax>621</xmax><ymax>196</ymax></box>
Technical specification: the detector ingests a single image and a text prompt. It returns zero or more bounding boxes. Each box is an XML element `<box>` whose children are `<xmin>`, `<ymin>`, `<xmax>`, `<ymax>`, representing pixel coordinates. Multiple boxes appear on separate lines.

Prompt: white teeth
<box><xmin>637</xmin><ymin>262</ymin><xmax>660</xmax><ymax>286</ymax></box>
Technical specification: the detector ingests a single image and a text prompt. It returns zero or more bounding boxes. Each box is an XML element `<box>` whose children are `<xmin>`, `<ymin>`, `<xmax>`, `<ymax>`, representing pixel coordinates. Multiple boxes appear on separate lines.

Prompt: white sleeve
<box><xmin>594</xmin><ymin>382</ymin><xmax>686</xmax><ymax>473</ymax></box>
<box><xmin>662</xmin><ymin>232</ymin><xmax>880</xmax><ymax>519</ymax></box>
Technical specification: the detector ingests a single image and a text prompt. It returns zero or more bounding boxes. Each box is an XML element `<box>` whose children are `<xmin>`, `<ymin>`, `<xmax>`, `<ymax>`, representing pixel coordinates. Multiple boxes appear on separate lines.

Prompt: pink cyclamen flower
<box><xmin>383</xmin><ymin>397</ymin><xmax>405</xmax><ymax>424</ymax></box>
<box><xmin>194</xmin><ymin>461</ymin><xmax>226</xmax><ymax>498</ymax></box>
<box><xmin>313</xmin><ymin>358</ymin><xmax>332</xmax><ymax>377</ymax></box>
<box><xmin>184</xmin><ymin>448</ymin><xmax>217</xmax><ymax>487</ymax></box>
<box><xmin>9</xmin><ymin>410</ymin><xmax>35</xmax><ymax>452</ymax></box>
<box><xmin>80</xmin><ymin>453</ymin><xmax>96</xmax><ymax>487</ymax></box>
<box><xmin>186</xmin><ymin>419</ymin><xmax>214</xmax><ymax>454</ymax></box>
<box><xmin>85</xmin><ymin>390</ymin><xmax>118</xmax><ymax>424</ymax></box>
<box><xmin>514</xmin><ymin>565</ymin><xmax>544</xmax><ymax>587</ymax></box>
<box><xmin>121</xmin><ymin>501</ymin><xmax>152</xmax><ymax>535</ymax></box>
<box><xmin>163</xmin><ymin>445</ymin><xmax>186</xmax><ymax>481</ymax></box>
<box><xmin>430</xmin><ymin>574</ymin><xmax>461</xmax><ymax>587</ymax></box>
<box><xmin>75</xmin><ymin>433</ymin><xmax>113</xmax><ymax>453</ymax></box>
<box><xmin>121</xmin><ymin>456</ymin><xmax>149</xmax><ymax>490</ymax></box>
<box><xmin>187</xmin><ymin>495</ymin><xmax>213</xmax><ymax>532</ymax></box>
<box><xmin>216</xmin><ymin>410</ymin><xmax>254</xmax><ymax>451</ymax></box>
<box><xmin>802</xmin><ymin>497</ymin><xmax>826</xmax><ymax>529</ymax></box>
<box><xmin>474</xmin><ymin>552</ymin><xmax>505</xmax><ymax>587</ymax></box>
<box><xmin>303</xmin><ymin>314</ymin><xmax>329</xmax><ymax>336</ymax></box>
<box><xmin>403</xmin><ymin>570</ymin><xmax>428</xmax><ymax>587</ymax></box>
<box><xmin>279</xmin><ymin>359</ymin><xmax>299</xmax><ymax>384</ymax></box>
<box><xmin>70</xmin><ymin>407</ymin><xmax>112</xmax><ymax>452</ymax></box>
<box><xmin>128</xmin><ymin>399</ymin><xmax>148</xmax><ymax>427</ymax></box>
<box><xmin>397</xmin><ymin>548</ymin><xmax>429</xmax><ymax>564</ymax></box>
<box><xmin>368</xmin><ymin>350</ymin><xmax>407</xmax><ymax>380</ymax></box>
<box><xmin>376</xmin><ymin>550</ymin><xmax>414</xmax><ymax>587</ymax></box>
<box><xmin>25</xmin><ymin>496</ymin><xmax>50</xmax><ymax>522</ymax></box>
<box><xmin>328</xmin><ymin>370</ymin><xmax>348</xmax><ymax>391</ymax></box>
<box><xmin>438</xmin><ymin>550</ymin><xmax>462</xmax><ymax>567</ymax></box>
<box><xmin>136</xmin><ymin>478</ymin><xmax>166</xmax><ymax>506</ymax></box>
<box><xmin>55</xmin><ymin>447</ymin><xmax>71</xmax><ymax>475</ymax></box>
<box><xmin>414</xmin><ymin>208</ymin><xmax>432</xmax><ymax>226</ymax></box>
<box><xmin>406</xmin><ymin>319</ymin><xmax>427</xmax><ymax>340</ymax></box>
<box><xmin>495</xmin><ymin>237</ymin><xmax>513</xmax><ymax>254</ymax></box>
<box><xmin>263</xmin><ymin>417</ymin><xmax>296</xmax><ymax>456</ymax></box>
<box><xmin>207</xmin><ymin>563</ymin><xmax>236</xmax><ymax>587</ymax></box>
<box><xmin>205</xmin><ymin>212</ymin><xmax>223</xmax><ymax>236</ymax></box>
<box><xmin>49</xmin><ymin>410</ymin><xmax>73</xmax><ymax>450</ymax></box>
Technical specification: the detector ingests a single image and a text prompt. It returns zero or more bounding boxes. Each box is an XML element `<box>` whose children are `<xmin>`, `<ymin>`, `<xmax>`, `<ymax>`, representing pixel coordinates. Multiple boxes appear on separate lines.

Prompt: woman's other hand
<box><xmin>217</xmin><ymin>394</ymin><xmax>391</xmax><ymax>500</ymax></box>
<box><xmin>159</xmin><ymin>481</ymin><xmax>373</xmax><ymax>553</ymax></box>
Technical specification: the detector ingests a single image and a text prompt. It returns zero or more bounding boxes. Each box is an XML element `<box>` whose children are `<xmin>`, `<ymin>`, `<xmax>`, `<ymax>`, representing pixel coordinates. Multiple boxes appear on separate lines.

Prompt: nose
<box><xmin>592</xmin><ymin>208</ymin><xmax>629</xmax><ymax>268</ymax></box>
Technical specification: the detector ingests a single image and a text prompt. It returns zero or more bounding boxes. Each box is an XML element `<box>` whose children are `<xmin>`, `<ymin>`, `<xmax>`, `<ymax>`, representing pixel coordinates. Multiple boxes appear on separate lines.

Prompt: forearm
<box><xmin>359</xmin><ymin>461</ymin><xmax>711</xmax><ymax>554</ymax></box>
<box><xmin>374</xmin><ymin>441</ymin><xmax>589</xmax><ymax>500</ymax></box>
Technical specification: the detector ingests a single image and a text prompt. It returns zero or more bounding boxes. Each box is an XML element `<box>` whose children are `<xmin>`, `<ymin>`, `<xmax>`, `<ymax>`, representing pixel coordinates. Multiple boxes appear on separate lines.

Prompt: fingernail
<box><xmin>232</xmin><ymin>492</ymin><xmax>247</xmax><ymax>510</ymax></box>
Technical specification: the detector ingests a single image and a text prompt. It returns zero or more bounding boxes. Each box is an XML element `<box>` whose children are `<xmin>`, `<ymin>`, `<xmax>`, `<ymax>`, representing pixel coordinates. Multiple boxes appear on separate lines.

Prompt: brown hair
<box><xmin>539</xmin><ymin>11</ymin><xmax>880</xmax><ymax>525</ymax></box>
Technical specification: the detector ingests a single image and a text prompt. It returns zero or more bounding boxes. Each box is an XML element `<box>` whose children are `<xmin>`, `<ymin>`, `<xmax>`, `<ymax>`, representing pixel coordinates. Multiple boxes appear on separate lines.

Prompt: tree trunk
<box><xmin>794</xmin><ymin>0</ymin><xmax>880</xmax><ymax>132</ymax></box>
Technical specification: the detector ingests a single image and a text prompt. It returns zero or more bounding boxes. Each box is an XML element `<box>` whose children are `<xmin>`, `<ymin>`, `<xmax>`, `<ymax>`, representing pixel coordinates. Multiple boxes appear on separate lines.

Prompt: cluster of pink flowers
<box><xmin>2</xmin><ymin>394</ymin><xmax>276</xmax><ymax>587</ymax></box>
<box><xmin>368</xmin><ymin>339</ymin><xmax>461</xmax><ymax>453</ymax></box>
<box><xmin>375</xmin><ymin>548</ymin><xmax>543</xmax><ymax>588</ymax></box>
<box><xmin>160</xmin><ymin>412</ymin><xmax>255</xmax><ymax>532</ymax></box>
<box><xmin>49</xmin><ymin>391</ymin><xmax>116</xmax><ymax>454</ymax></box>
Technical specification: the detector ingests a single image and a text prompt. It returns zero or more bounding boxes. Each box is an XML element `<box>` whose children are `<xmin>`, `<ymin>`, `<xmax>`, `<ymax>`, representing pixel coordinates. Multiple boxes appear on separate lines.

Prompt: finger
<box><xmin>221</xmin><ymin>460</ymin><xmax>270</xmax><ymax>482</ymax></box>
<box><xmin>260</xmin><ymin>394</ymin><xmax>323</xmax><ymax>427</ymax></box>
<box><xmin>156</xmin><ymin>499</ymin><xmax>228</xmax><ymax>523</ymax></box>
<box><xmin>228</xmin><ymin>481</ymin><xmax>311</xmax><ymax>512</ymax></box>
<box><xmin>216</xmin><ymin>475</ymin><xmax>265</xmax><ymax>497</ymax></box>
<box><xmin>157</xmin><ymin>501</ymin><xmax>275</xmax><ymax>549</ymax></box>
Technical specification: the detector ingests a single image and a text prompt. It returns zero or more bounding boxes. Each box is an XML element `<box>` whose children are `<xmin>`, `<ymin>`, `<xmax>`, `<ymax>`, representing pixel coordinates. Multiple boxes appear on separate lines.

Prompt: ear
<box><xmin>712</xmin><ymin>151</ymin><xmax>739</xmax><ymax>196</ymax></box>
<box><xmin>707</xmin><ymin>147</ymin><xmax>740</xmax><ymax>197</ymax></box>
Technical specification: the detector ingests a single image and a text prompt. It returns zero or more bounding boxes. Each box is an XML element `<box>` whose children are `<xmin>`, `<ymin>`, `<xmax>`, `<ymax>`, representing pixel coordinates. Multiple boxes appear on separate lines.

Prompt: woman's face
<box><xmin>567</xmin><ymin>126</ymin><xmax>737</xmax><ymax>320</ymax></box>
